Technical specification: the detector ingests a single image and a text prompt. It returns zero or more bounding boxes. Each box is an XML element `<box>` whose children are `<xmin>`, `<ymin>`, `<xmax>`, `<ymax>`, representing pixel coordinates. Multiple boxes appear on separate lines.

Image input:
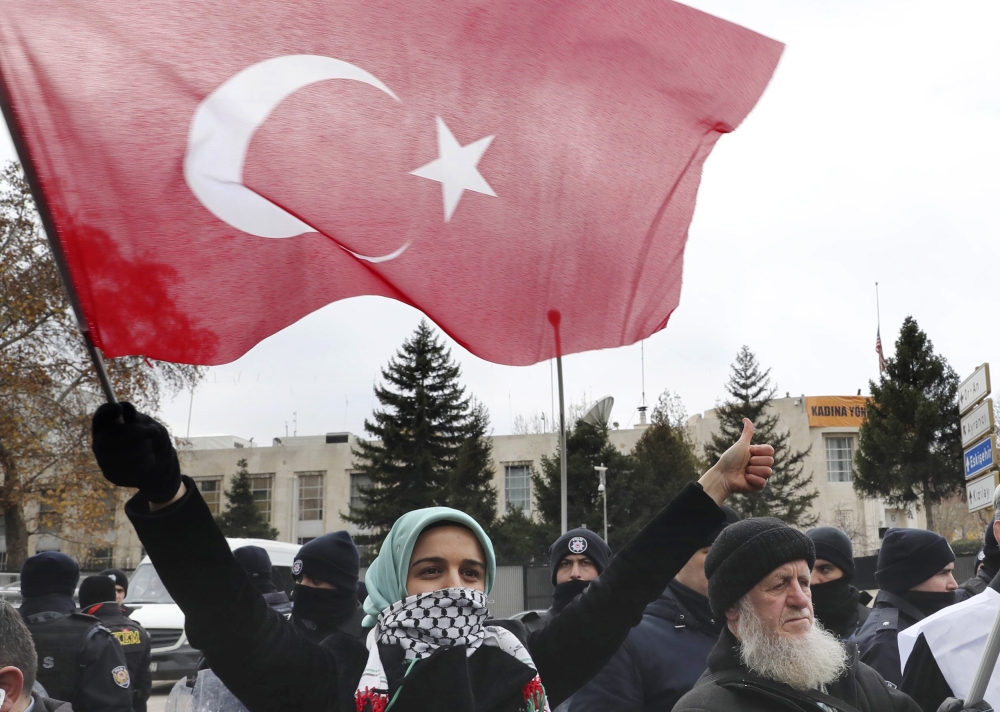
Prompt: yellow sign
<box><xmin>806</xmin><ymin>396</ymin><xmax>869</xmax><ymax>427</ymax></box>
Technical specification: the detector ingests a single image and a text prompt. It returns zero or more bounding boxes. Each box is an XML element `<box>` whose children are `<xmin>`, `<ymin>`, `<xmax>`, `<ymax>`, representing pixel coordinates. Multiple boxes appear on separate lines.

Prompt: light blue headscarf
<box><xmin>362</xmin><ymin>507</ymin><xmax>497</xmax><ymax>627</ymax></box>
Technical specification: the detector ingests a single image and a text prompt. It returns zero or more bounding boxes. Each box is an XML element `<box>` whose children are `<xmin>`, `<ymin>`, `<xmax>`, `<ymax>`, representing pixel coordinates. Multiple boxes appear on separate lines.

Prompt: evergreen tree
<box><xmin>705</xmin><ymin>346</ymin><xmax>817</xmax><ymax>526</ymax></box>
<box><xmin>490</xmin><ymin>507</ymin><xmax>557</xmax><ymax>564</ymax></box>
<box><xmin>532</xmin><ymin>420</ymin><xmax>630</xmax><ymax>546</ymax></box>
<box><xmin>216</xmin><ymin>459</ymin><xmax>280</xmax><ymax>539</ymax></box>
<box><xmin>610</xmin><ymin>391</ymin><xmax>703</xmax><ymax>544</ymax></box>
<box><xmin>443</xmin><ymin>400</ymin><xmax>499</xmax><ymax>526</ymax></box>
<box><xmin>853</xmin><ymin>317</ymin><xmax>961</xmax><ymax>532</ymax></box>
<box><xmin>347</xmin><ymin>321</ymin><xmax>497</xmax><ymax>539</ymax></box>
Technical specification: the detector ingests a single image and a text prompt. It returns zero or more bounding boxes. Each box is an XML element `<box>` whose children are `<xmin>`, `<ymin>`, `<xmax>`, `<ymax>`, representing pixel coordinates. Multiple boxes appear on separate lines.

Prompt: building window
<box><xmin>196</xmin><ymin>479</ymin><xmax>222</xmax><ymax>515</ymax></box>
<box><xmin>504</xmin><ymin>463</ymin><xmax>532</xmax><ymax>514</ymax></box>
<box><xmin>349</xmin><ymin>472</ymin><xmax>371</xmax><ymax>511</ymax></box>
<box><xmin>251</xmin><ymin>474</ymin><xmax>274</xmax><ymax>522</ymax></box>
<box><xmin>298</xmin><ymin>537</ymin><xmax>316</xmax><ymax>545</ymax></box>
<box><xmin>298</xmin><ymin>472</ymin><xmax>325</xmax><ymax>521</ymax></box>
<box><xmin>826</xmin><ymin>437</ymin><xmax>854</xmax><ymax>483</ymax></box>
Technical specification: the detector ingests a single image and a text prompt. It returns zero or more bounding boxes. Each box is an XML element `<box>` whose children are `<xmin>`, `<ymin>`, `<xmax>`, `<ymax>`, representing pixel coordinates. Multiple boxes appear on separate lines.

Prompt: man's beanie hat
<box><xmin>705</xmin><ymin>517</ymin><xmax>815</xmax><ymax>618</ymax></box>
<box><xmin>548</xmin><ymin>528</ymin><xmax>612</xmax><ymax>586</ymax></box>
<box><xmin>233</xmin><ymin>545</ymin><xmax>273</xmax><ymax>582</ymax></box>
<box><xmin>79</xmin><ymin>575</ymin><xmax>117</xmax><ymax>609</ymax></box>
<box><xmin>293</xmin><ymin>531</ymin><xmax>360</xmax><ymax>592</ymax></box>
<box><xmin>807</xmin><ymin>527</ymin><xmax>856</xmax><ymax>582</ymax></box>
<box><xmin>876</xmin><ymin>528</ymin><xmax>955</xmax><ymax>594</ymax></box>
<box><xmin>984</xmin><ymin>519</ymin><xmax>1000</xmax><ymax>563</ymax></box>
<box><xmin>704</xmin><ymin>506</ymin><xmax>741</xmax><ymax>548</ymax></box>
<box><xmin>20</xmin><ymin>552</ymin><xmax>80</xmax><ymax>598</ymax></box>
<box><xmin>99</xmin><ymin>569</ymin><xmax>129</xmax><ymax>596</ymax></box>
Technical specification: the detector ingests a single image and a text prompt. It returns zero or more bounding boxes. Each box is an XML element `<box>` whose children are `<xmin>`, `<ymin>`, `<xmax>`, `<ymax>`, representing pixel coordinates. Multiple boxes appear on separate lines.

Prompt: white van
<box><xmin>125</xmin><ymin>538</ymin><xmax>301</xmax><ymax>681</ymax></box>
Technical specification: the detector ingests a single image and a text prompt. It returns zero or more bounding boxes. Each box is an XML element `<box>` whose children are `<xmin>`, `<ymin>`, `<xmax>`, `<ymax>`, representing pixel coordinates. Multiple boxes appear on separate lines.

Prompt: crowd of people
<box><xmin>0</xmin><ymin>401</ymin><xmax>996</xmax><ymax>712</ymax></box>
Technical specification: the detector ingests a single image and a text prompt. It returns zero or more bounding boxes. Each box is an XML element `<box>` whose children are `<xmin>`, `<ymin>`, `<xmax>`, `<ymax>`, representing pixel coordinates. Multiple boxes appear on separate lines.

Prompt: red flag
<box><xmin>876</xmin><ymin>328</ymin><xmax>886</xmax><ymax>374</ymax></box>
<box><xmin>0</xmin><ymin>1</ymin><xmax>782</xmax><ymax>366</ymax></box>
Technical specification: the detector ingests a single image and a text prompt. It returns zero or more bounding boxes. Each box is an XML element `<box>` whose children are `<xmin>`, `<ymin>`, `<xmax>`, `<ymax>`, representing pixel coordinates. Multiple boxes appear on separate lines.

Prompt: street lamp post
<box><xmin>595</xmin><ymin>463</ymin><xmax>608</xmax><ymax>542</ymax></box>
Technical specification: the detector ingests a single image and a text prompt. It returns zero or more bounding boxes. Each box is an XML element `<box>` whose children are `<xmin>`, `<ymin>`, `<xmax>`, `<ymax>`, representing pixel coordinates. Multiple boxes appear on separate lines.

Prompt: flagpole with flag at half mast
<box><xmin>0</xmin><ymin>77</ymin><xmax>118</xmax><ymax>404</ymax></box>
<box><xmin>875</xmin><ymin>282</ymin><xmax>886</xmax><ymax>375</ymax></box>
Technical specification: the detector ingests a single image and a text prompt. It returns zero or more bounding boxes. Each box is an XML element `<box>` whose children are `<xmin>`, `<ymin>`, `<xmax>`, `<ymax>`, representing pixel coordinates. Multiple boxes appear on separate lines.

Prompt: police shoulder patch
<box><xmin>112</xmin><ymin>665</ymin><xmax>131</xmax><ymax>688</ymax></box>
<box><xmin>568</xmin><ymin>536</ymin><xmax>588</xmax><ymax>554</ymax></box>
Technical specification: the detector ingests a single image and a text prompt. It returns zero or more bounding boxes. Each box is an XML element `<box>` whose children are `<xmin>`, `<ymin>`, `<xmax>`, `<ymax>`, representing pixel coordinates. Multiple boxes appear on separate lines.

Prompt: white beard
<box><xmin>733</xmin><ymin>596</ymin><xmax>848</xmax><ymax>691</ymax></box>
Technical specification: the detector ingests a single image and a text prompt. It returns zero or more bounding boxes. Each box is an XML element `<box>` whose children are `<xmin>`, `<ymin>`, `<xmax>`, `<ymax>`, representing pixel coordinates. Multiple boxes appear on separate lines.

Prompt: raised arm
<box><xmin>92</xmin><ymin>403</ymin><xmax>361</xmax><ymax>712</ymax></box>
<box><xmin>527</xmin><ymin>419</ymin><xmax>773</xmax><ymax>706</ymax></box>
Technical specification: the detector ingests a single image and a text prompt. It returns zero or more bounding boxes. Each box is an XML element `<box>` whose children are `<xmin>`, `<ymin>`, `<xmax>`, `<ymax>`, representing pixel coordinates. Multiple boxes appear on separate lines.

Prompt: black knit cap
<box><xmin>876</xmin><ymin>528</ymin><xmax>955</xmax><ymax>594</ymax></box>
<box><xmin>79</xmin><ymin>575</ymin><xmax>117</xmax><ymax>609</ymax></box>
<box><xmin>293</xmin><ymin>531</ymin><xmax>360</xmax><ymax>593</ymax></box>
<box><xmin>233</xmin><ymin>545</ymin><xmax>273</xmax><ymax>582</ymax></box>
<box><xmin>705</xmin><ymin>517</ymin><xmax>815</xmax><ymax>618</ymax></box>
<box><xmin>20</xmin><ymin>552</ymin><xmax>79</xmax><ymax>598</ymax></box>
<box><xmin>548</xmin><ymin>528</ymin><xmax>612</xmax><ymax>586</ymax></box>
<box><xmin>99</xmin><ymin>568</ymin><xmax>129</xmax><ymax>596</ymax></box>
<box><xmin>984</xmin><ymin>519</ymin><xmax>1000</xmax><ymax>563</ymax></box>
<box><xmin>807</xmin><ymin>527</ymin><xmax>855</xmax><ymax>582</ymax></box>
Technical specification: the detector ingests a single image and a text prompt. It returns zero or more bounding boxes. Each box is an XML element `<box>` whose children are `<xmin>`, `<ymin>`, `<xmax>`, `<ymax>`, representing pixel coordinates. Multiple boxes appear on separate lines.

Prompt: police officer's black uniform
<box><xmin>24</xmin><ymin>610</ymin><xmax>134</xmax><ymax>712</ymax></box>
<box><xmin>84</xmin><ymin>601</ymin><xmax>153</xmax><ymax>712</ymax></box>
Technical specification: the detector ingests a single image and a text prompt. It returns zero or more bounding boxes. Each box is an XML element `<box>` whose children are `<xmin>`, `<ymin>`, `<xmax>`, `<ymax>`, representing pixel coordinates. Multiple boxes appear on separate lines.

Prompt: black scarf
<box><xmin>550</xmin><ymin>579</ymin><xmax>589</xmax><ymax>614</ymax></box>
<box><xmin>900</xmin><ymin>589</ymin><xmax>956</xmax><ymax>617</ymax></box>
<box><xmin>810</xmin><ymin>578</ymin><xmax>859</xmax><ymax>633</ymax></box>
<box><xmin>291</xmin><ymin>583</ymin><xmax>358</xmax><ymax>634</ymax></box>
<box><xmin>19</xmin><ymin>593</ymin><xmax>75</xmax><ymax>619</ymax></box>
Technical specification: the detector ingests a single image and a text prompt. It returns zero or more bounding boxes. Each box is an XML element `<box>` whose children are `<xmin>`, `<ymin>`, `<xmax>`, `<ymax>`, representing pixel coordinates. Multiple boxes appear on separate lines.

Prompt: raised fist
<box><xmin>92</xmin><ymin>402</ymin><xmax>182</xmax><ymax>504</ymax></box>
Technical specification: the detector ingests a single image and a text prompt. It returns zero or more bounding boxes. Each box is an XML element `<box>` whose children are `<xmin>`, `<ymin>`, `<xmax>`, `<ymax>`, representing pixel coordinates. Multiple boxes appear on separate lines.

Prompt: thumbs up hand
<box><xmin>698</xmin><ymin>419</ymin><xmax>774</xmax><ymax>505</ymax></box>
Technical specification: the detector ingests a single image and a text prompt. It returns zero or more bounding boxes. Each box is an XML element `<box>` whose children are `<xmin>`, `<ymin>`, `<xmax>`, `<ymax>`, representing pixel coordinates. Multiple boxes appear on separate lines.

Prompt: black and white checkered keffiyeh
<box><xmin>376</xmin><ymin>587</ymin><xmax>490</xmax><ymax>661</ymax></box>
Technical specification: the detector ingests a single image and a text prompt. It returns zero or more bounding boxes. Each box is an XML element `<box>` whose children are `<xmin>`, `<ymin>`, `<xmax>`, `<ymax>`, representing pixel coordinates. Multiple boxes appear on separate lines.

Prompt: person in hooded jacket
<box><xmin>806</xmin><ymin>526</ymin><xmax>871</xmax><ymax>639</ymax></box>
<box><xmin>519</xmin><ymin>529</ymin><xmax>611</xmax><ymax>636</ymax></box>
<box><xmin>289</xmin><ymin>532</ymin><xmax>366</xmax><ymax>641</ymax></box>
<box><xmin>78</xmin><ymin>576</ymin><xmax>152</xmax><ymax>712</ymax></box>
<box><xmin>568</xmin><ymin>505</ymin><xmax>740</xmax><ymax>712</ymax></box>
<box><xmin>91</xmin><ymin>403</ymin><xmax>774</xmax><ymax>712</ymax></box>
<box><xmin>232</xmin><ymin>546</ymin><xmax>293</xmax><ymax>617</ymax></box>
<box><xmin>956</xmin><ymin>520</ymin><xmax>1000</xmax><ymax>602</ymax></box>
<box><xmin>18</xmin><ymin>553</ymin><xmax>132</xmax><ymax>712</ymax></box>
<box><xmin>854</xmin><ymin>528</ymin><xmax>958</xmax><ymax>687</ymax></box>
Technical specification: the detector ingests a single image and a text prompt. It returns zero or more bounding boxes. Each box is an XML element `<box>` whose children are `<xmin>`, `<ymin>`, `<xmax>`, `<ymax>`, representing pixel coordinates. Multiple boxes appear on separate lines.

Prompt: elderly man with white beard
<box><xmin>674</xmin><ymin>517</ymin><xmax>927</xmax><ymax>712</ymax></box>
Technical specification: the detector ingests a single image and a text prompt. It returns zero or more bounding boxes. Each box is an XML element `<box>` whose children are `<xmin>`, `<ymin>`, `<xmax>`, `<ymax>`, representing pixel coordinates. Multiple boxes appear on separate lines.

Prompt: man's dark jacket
<box><xmin>83</xmin><ymin>601</ymin><xmax>152</xmax><ymax>712</ymax></box>
<box><xmin>955</xmin><ymin>568</ymin><xmax>993</xmax><ymax>603</ymax></box>
<box><xmin>674</xmin><ymin>627</ymin><xmax>921</xmax><ymax>712</ymax></box>
<box><xmin>125</xmin><ymin>476</ymin><xmax>725</xmax><ymax>712</ymax></box>
<box><xmin>570</xmin><ymin>580</ymin><xmax>721</xmax><ymax>712</ymax></box>
<box><xmin>290</xmin><ymin>600</ymin><xmax>366</xmax><ymax>642</ymax></box>
<box><xmin>854</xmin><ymin>591</ymin><xmax>927</xmax><ymax>687</ymax></box>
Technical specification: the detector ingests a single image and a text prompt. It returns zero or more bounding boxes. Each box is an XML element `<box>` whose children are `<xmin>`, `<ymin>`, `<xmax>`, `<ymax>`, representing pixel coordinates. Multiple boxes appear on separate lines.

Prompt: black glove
<box><xmin>92</xmin><ymin>402</ymin><xmax>182</xmax><ymax>504</ymax></box>
<box><xmin>937</xmin><ymin>698</ymin><xmax>993</xmax><ymax>712</ymax></box>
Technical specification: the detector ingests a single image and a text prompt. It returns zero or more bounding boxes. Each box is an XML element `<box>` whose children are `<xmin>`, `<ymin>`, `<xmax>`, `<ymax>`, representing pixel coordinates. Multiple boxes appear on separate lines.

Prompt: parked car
<box><xmin>125</xmin><ymin>537</ymin><xmax>300</xmax><ymax>681</ymax></box>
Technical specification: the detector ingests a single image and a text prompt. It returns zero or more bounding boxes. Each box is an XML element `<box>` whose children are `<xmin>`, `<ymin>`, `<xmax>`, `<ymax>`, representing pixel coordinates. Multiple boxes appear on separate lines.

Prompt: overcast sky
<box><xmin>3</xmin><ymin>0</ymin><xmax>999</xmax><ymax>444</ymax></box>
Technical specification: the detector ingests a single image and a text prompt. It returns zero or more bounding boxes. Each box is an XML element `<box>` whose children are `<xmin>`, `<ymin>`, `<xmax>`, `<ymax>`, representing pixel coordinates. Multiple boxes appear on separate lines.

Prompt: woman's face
<box><xmin>406</xmin><ymin>525</ymin><xmax>488</xmax><ymax>595</ymax></box>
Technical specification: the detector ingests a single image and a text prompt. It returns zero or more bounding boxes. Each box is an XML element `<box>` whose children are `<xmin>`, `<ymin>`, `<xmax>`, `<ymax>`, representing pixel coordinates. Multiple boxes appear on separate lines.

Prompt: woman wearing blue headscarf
<box><xmin>93</xmin><ymin>403</ymin><xmax>772</xmax><ymax>712</ymax></box>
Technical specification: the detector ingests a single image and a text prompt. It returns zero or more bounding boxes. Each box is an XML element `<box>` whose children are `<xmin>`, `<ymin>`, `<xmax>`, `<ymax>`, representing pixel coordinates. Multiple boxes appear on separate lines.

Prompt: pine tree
<box><xmin>610</xmin><ymin>391</ymin><xmax>703</xmax><ymax>544</ymax></box>
<box><xmin>443</xmin><ymin>400</ymin><xmax>499</xmax><ymax>526</ymax></box>
<box><xmin>853</xmin><ymin>317</ymin><xmax>961</xmax><ymax>532</ymax></box>
<box><xmin>490</xmin><ymin>507</ymin><xmax>557</xmax><ymax>563</ymax></box>
<box><xmin>216</xmin><ymin>459</ymin><xmax>280</xmax><ymax>539</ymax></box>
<box><xmin>705</xmin><ymin>346</ymin><xmax>818</xmax><ymax>526</ymax></box>
<box><xmin>347</xmin><ymin>321</ymin><xmax>495</xmax><ymax>538</ymax></box>
<box><xmin>532</xmin><ymin>420</ymin><xmax>630</xmax><ymax>546</ymax></box>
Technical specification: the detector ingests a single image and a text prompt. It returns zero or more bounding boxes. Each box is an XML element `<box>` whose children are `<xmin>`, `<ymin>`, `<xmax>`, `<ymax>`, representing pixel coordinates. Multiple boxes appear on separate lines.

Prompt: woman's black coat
<box><xmin>126</xmin><ymin>476</ymin><xmax>724</xmax><ymax>712</ymax></box>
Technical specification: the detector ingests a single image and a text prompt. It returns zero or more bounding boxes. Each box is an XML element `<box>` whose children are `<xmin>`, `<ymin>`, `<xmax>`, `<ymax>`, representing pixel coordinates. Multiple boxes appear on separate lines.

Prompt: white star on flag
<box><xmin>411</xmin><ymin>117</ymin><xmax>496</xmax><ymax>222</ymax></box>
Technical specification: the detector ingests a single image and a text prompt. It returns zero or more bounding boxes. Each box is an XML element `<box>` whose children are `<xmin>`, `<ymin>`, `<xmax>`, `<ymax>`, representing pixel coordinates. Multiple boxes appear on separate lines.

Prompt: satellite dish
<box><xmin>582</xmin><ymin>396</ymin><xmax>614</xmax><ymax>426</ymax></box>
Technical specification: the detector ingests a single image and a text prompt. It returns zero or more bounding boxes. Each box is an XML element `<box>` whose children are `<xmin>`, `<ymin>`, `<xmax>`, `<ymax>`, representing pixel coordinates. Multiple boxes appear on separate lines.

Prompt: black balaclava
<box><xmin>810</xmin><ymin>577</ymin><xmax>860</xmax><ymax>633</ymax></box>
<box><xmin>547</xmin><ymin>528</ymin><xmax>612</xmax><ymax>614</ymax></box>
<box><xmin>291</xmin><ymin>531</ymin><xmax>361</xmax><ymax>635</ymax></box>
<box><xmin>900</xmin><ymin>589</ymin><xmax>956</xmax><ymax>617</ymax></box>
<box><xmin>19</xmin><ymin>551</ymin><xmax>79</xmax><ymax>618</ymax></box>
<box><xmin>233</xmin><ymin>545</ymin><xmax>277</xmax><ymax>595</ymax></box>
<box><xmin>982</xmin><ymin>519</ymin><xmax>1000</xmax><ymax>578</ymax></box>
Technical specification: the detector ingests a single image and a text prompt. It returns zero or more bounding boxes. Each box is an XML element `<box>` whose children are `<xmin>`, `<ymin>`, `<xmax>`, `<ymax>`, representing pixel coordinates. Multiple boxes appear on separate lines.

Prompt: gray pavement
<box><xmin>147</xmin><ymin>680</ymin><xmax>177</xmax><ymax>712</ymax></box>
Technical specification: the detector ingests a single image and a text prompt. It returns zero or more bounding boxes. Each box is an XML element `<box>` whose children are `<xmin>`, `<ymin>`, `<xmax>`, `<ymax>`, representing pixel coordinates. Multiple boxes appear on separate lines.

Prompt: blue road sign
<box><xmin>965</xmin><ymin>435</ymin><xmax>998</xmax><ymax>480</ymax></box>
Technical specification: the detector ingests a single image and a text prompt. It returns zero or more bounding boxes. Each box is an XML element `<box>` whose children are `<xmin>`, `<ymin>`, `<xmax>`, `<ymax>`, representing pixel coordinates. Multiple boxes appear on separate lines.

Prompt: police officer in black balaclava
<box><xmin>19</xmin><ymin>552</ymin><xmax>133</xmax><ymax>712</ymax></box>
<box><xmin>290</xmin><ymin>531</ymin><xmax>365</xmax><ymax>641</ymax></box>
<box><xmin>956</xmin><ymin>519</ymin><xmax>1000</xmax><ymax>601</ymax></box>
<box><xmin>233</xmin><ymin>545</ymin><xmax>293</xmax><ymax>617</ymax></box>
<box><xmin>806</xmin><ymin>526</ymin><xmax>872</xmax><ymax>639</ymax></box>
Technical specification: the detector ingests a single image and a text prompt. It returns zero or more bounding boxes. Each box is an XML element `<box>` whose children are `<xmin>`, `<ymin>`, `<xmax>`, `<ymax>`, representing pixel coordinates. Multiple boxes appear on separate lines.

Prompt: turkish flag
<box><xmin>0</xmin><ymin>1</ymin><xmax>782</xmax><ymax>366</ymax></box>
